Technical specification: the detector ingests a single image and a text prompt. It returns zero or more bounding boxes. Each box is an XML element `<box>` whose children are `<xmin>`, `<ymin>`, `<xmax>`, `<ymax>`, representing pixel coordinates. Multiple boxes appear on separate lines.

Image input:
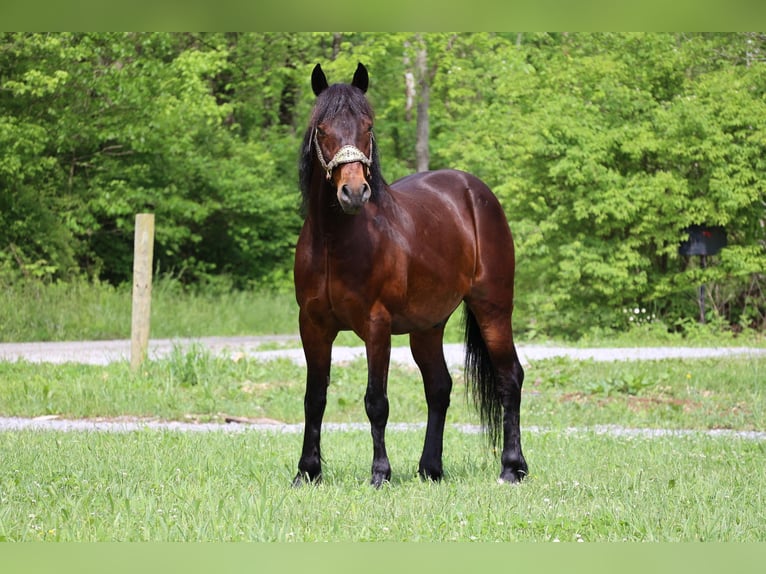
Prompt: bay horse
<box><xmin>293</xmin><ymin>62</ymin><xmax>527</xmax><ymax>487</ymax></box>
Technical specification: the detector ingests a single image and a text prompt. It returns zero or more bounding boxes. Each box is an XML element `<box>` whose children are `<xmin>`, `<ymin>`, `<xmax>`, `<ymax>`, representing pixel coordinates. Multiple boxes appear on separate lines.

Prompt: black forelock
<box><xmin>311</xmin><ymin>83</ymin><xmax>374</xmax><ymax>126</ymax></box>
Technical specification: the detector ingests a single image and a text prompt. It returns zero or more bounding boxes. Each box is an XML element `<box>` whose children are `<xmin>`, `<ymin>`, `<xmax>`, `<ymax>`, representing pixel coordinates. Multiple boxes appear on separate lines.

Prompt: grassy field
<box><xmin>1</xmin><ymin>279</ymin><xmax>764</xmax><ymax>542</ymax></box>
<box><xmin>0</xmin><ymin>350</ymin><xmax>764</xmax><ymax>430</ymax></box>
<box><xmin>1</xmin><ymin>428</ymin><xmax>763</xmax><ymax>542</ymax></box>
<box><xmin>0</xmin><ymin>349</ymin><xmax>764</xmax><ymax>541</ymax></box>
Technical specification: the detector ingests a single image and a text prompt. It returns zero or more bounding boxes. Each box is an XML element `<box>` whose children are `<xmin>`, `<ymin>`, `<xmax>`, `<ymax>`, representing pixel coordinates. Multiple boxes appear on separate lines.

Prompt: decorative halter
<box><xmin>313</xmin><ymin>128</ymin><xmax>373</xmax><ymax>181</ymax></box>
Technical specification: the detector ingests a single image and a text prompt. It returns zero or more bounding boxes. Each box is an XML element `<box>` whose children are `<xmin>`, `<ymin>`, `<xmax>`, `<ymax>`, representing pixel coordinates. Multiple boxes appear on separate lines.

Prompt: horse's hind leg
<box><xmin>496</xmin><ymin>343</ymin><xmax>528</xmax><ymax>483</ymax></box>
<box><xmin>466</xmin><ymin>299</ymin><xmax>528</xmax><ymax>483</ymax></box>
<box><xmin>410</xmin><ymin>325</ymin><xmax>452</xmax><ymax>481</ymax></box>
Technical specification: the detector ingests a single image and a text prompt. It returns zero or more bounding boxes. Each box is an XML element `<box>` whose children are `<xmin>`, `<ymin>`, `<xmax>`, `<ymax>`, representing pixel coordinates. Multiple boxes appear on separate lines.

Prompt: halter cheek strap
<box><xmin>314</xmin><ymin>129</ymin><xmax>373</xmax><ymax>180</ymax></box>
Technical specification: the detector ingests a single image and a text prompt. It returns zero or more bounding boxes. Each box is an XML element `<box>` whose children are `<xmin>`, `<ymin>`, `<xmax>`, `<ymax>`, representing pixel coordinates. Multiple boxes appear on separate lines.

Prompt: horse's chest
<box><xmin>326</xmin><ymin>249</ymin><xmax>398</xmax><ymax>299</ymax></box>
<box><xmin>322</xmin><ymin>239</ymin><xmax>401</xmax><ymax>315</ymax></box>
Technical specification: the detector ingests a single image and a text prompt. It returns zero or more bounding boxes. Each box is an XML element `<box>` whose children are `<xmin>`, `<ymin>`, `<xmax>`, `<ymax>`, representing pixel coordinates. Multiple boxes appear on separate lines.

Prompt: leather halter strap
<box><xmin>314</xmin><ymin>129</ymin><xmax>373</xmax><ymax>180</ymax></box>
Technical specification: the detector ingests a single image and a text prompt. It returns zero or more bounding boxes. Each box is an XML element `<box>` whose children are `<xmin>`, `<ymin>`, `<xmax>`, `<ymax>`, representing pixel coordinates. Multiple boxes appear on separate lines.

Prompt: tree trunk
<box><xmin>414</xmin><ymin>38</ymin><xmax>429</xmax><ymax>172</ymax></box>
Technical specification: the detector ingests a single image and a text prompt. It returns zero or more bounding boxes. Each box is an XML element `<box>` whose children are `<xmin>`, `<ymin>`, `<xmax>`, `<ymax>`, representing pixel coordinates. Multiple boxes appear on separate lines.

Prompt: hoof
<box><xmin>498</xmin><ymin>454</ymin><xmax>528</xmax><ymax>484</ymax></box>
<box><xmin>418</xmin><ymin>466</ymin><xmax>444</xmax><ymax>483</ymax></box>
<box><xmin>370</xmin><ymin>470</ymin><xmax>391</xmax><ymax>489</ymax></box>
<box><xmin>370</xmin><ymin>478</ymin><xmax>388</xmax><ymax>488</ymax></box>
<box><xmin>292</xmin><ymin>471</ymin><xmax>321</xmax><ymax>487</ymax></box>
<box><xmin>498</xmin><ymin>465</ymin><xmax>528</xmax><ymax>484</ymax></box>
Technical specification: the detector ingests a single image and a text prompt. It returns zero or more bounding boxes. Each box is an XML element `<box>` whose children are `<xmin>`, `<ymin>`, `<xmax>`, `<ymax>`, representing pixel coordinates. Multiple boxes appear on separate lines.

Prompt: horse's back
<box><xmin>390</xmin><ymin>169</ymin><xmax>489</xmax><ymax>197</ymax></box>
<box><xmin>390</xmin><ymin>169</ymin><xmax>504</xmax><ymax>217</ymax></box>
<box><xmin>389</xmin><ymin>169</ymin><xmax>513</xmax><ymax>248</ymax></box>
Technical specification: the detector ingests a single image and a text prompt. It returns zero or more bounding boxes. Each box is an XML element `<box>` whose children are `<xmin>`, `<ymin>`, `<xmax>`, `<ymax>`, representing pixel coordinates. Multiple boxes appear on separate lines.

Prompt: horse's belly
<box><xmin>387</xmin><ymin>271</ymin><xmax>468</xmax><ymax>333</ymax></box>
<box><xmin>390</xmin><ymin>298</ymin><xmax>462</xmax><ymax>334</ymax></box>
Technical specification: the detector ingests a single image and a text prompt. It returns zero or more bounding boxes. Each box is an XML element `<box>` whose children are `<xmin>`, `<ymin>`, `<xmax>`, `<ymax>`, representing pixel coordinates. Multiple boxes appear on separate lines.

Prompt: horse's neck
<box><xmin>307</xmin><ymin>185</ymin><xmax>393</xmax><ymax>251</ymax></box>
<box><xmin>305</xmin><ymin>164</ymin><xmax>393</xmax><ymax>242</ymax></box>
<box><xmin>306</xmin><ymin>182</ymin><xmax>354</xmax><ymax>241</ymax></box>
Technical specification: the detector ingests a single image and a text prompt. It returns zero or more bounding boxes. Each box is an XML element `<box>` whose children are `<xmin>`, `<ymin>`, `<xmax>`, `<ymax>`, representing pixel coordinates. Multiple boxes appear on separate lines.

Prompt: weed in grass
<box><xmin>581</xmin><ymin>373</ymin><xmax>659</xmax><ymax>397</ymax></box>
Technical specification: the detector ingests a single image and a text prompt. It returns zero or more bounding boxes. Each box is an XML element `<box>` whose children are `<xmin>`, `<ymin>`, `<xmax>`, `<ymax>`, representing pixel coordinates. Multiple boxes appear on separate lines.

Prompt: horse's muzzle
<box><xmin>336</xmin><ymin>164</ymin><xmax>371</xmax><ymax>214</ymax></box>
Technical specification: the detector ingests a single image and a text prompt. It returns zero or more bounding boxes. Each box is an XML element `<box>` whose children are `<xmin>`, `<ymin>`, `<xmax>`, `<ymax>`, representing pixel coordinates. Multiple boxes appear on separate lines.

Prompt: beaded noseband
<box><xmin>314</xmin><ymin>128</ymin><xmax>373</xmax><ymax>181</ymax></box>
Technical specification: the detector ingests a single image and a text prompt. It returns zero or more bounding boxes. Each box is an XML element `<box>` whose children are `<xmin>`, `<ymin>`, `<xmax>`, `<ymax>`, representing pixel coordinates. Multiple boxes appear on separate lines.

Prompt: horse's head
<box><xmin>308</xmin><ymin>63</ymin><xmax>375</xmax><ymax>215</ymax></box>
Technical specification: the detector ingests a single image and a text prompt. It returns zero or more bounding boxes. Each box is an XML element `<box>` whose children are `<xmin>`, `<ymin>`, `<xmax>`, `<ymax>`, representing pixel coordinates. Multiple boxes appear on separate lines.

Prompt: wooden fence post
<box><xmin>130</xmin><ymin>213</ymin><xmax>155</xmax><ymax>370</ymax></box>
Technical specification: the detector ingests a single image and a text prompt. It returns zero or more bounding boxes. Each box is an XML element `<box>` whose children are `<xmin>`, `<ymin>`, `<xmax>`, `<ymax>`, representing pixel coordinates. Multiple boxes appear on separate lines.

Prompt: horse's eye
<box><xmin>316</xmin><ymin>127</ymin><xmax>326</xmax><ymax>138</ymax></box>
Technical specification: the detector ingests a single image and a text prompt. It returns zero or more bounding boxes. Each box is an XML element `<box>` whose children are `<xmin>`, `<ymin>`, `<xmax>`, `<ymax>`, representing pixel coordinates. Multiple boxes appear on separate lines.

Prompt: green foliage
<box><xmin>425</xmin><ymin>33</ymin><xmax>766</xmax><ymax>338</ymax></box>
<box><xmin>2</xmin><ymin>33</ymin><xmax>765</xmax><ymax>338</ymax></box>
<box><xmin>1</xmin><ymin>33</ymin><xmax>306</xmax><ymax>287</ymax></box>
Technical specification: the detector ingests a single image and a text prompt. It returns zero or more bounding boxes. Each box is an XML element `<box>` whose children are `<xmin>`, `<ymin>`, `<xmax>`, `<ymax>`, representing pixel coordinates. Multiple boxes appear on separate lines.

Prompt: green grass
<box><xmin>524</xmin><ymin>355</ymin><xmax>765</xmax><ymax>431</ymax></box>
<box><xmin>0</xmin><ymin>350</ymin><xmax>763</xmax><ymax>432</ymax></box>
<box><xmin>0</xmin><ymin>277</ymin><xmax>300</xmax><ymax>342</ymax></box>
<box><xmin>0</xmin><ymin>428</ymin><xmax>763</xmax><ymax>541</ymax></box>
<box><xmin>0</xmin><ymin>352</ymin><xmax>764</xmax><ymax>541</ymax></box>
<box><xmin>0</xmin><ymin>276</ymin><xmax>465</xmax><ymax>346</ymax></box>
<box><xmin>1</xmin><ymin>279</ymin><xmax>765</xmax><ymax>542</ymax></box>
<box><xmin>574</xmin><ymin>317</ymin><xmax>766</xmax><ymax>348</ymax></box>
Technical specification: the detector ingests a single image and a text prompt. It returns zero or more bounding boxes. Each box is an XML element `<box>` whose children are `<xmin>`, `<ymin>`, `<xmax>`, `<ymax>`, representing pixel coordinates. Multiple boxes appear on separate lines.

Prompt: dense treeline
<box><xmin>1</xmin><ymin>32</ymin><xmax>764</xmax><ymax>338</ymax></box>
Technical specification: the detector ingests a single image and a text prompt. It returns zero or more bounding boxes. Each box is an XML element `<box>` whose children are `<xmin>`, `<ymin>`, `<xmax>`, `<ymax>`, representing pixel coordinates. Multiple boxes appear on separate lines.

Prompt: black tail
<box><xmin>463</xmin><ymin>304</ymin><xmax>502</xmax><ymax>448</ymax></box>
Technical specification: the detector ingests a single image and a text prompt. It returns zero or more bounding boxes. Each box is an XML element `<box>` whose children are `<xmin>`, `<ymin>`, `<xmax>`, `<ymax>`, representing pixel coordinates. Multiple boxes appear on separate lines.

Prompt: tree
<box><xmin>504</xmin><ymin>33</ymin><xmax>765</xmax><ymax>335</ymax></box>
<box><xmin>2</xmin><ymin>33</ymin><xmax>764</xmax><ymax>336</ymax></box>
<box><xmin>403</xmin><ymin>34</ymin><xmax>431</xmax><ymax>172</ymax></box>
<box><xmin>1</xmin><ymin>33</ymin><xmax>307</xmax><ymax>287</ymax></box>
<box><xmin>420</xmin><ymin>33</ymin><xmax>766</xmax><ymax>336</ymax></box>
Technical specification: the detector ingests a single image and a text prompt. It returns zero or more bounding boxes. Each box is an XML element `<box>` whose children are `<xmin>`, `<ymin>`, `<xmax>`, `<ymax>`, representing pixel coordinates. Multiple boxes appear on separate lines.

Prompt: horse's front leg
<box><xmin>364</xmin><ymin>313</ymin><xmax>393</xmax><ymax>487</ymax></box>
<box><xmin>293</xmin><ymin>315</ymin><xmax>336</xmax><ymax>487</ymax></box>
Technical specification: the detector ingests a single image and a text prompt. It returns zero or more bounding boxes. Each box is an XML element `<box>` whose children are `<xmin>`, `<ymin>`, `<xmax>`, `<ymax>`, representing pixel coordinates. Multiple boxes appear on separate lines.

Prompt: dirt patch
<box><xmin>559</xmin><ymin>392</ymin><xmax>701</xmax><ymax>413</ymax></box>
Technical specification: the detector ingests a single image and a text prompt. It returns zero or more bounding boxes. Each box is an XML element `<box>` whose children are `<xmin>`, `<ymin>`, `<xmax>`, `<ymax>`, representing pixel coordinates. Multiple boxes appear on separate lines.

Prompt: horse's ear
<box><xmin>352</xmin><ymin>62</ymin><xmax>368</xmax><ymax>93</ymax></box>
<box><xmin>312</xmin><ymin>64</ymin><xmax>329</xmax><ymax>96</ymax></box>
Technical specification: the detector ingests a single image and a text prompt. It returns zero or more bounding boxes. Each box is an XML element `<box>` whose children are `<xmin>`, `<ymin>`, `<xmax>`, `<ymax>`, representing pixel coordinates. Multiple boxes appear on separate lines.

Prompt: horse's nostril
<box><xmin>339</xmin><ymin>183</ymin><xmax>369</xmax><ymax>205</ymax></box>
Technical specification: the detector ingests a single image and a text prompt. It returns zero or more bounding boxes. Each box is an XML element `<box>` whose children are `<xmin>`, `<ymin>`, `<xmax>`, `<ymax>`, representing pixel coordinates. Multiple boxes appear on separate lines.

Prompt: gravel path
<box><xmin>1</xmin><ymin>336</ymin><xmax>764</xmax><ymax>437</ymax></box>
<box><xmin>2</xmin><ymin>416</ymin><xmax>765</xmax><ymax>441</ymax></box>
<box><xmin>1</xmin><ymin>335</ymin><xmax>765</xmax><ymax>367</ymax></box>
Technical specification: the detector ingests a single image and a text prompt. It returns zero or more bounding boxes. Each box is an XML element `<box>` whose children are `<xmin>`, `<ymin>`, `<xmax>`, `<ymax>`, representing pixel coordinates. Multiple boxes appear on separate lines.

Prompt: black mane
<box><xmin>298</xmin><ymin>83</ymin><xmax>386</xmax><ymax>214</ymax></box>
